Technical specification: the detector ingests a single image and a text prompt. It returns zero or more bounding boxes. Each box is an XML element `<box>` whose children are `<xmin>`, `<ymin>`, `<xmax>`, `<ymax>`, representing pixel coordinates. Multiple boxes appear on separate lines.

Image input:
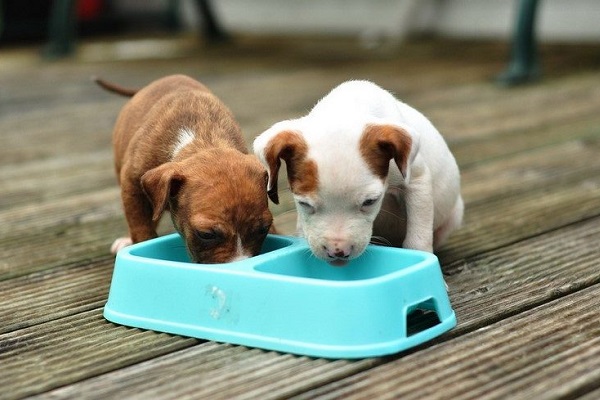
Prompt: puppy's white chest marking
<box><xmin>172</xmin><ymin>127</ymin><xmax>196</xmax><ymax>158</ymax></box>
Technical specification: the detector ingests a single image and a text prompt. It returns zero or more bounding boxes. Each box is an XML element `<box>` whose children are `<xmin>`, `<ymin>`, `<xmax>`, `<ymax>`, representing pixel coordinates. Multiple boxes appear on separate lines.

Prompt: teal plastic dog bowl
<box><xmin>104</xmin><ymin>233</ymin><xmax>456</xmax><ymax>359</ymax></box>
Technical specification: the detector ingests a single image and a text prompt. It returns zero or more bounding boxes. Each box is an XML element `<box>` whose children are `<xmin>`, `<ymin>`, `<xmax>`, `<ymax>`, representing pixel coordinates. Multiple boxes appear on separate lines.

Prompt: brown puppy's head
<box><xmin>141</xmin><ymin>149</ymin><xmax>273</xmax><ymax>263</ymax></box>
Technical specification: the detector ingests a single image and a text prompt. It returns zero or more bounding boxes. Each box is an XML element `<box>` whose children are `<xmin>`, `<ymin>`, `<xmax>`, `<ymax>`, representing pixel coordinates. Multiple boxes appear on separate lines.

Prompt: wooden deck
<box><xmin>2</xmin><ymin>34</ymin><xmax>600</xmax><ymax>399</ymax></box>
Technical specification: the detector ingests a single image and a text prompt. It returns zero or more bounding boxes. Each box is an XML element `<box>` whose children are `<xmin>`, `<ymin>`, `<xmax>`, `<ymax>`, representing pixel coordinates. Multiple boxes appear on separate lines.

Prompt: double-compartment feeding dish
<box><xmin>104</xmin><ymin>233</ymin><xmax>456</xmax><ymax>359</ymax></box>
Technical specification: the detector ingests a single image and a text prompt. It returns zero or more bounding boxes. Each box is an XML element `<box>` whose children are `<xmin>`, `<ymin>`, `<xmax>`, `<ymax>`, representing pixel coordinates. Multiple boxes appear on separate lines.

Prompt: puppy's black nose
<box><xmin>323</xmin><ymin>239</ymin><xmax>353</xmax><ymax>260</ymax></box>
<box><xmin>334</xmin><ymin>250</ymin><xmax>349</xmax><ymax>258</ymax></box>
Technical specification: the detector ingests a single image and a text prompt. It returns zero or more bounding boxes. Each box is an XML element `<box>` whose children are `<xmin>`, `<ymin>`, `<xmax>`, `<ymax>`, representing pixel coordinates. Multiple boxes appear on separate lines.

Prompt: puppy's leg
<box><xmin>112</xmin><ymin>177</ymin><xmax>159</xmax><ymax>254</ymax></box>
<box><xmin>110</xmin><ymin>237</ymin><xmax>133</xmax><ymax>254</ymax></box>
<box><xmin>402</xmin><ymin>170</ymin><xmax>434</xmax><ymax>252</ymax></box>
<box><xmin>433</xmin><ymin>195</ymin><xmax>464</xmax><ymax>250</ymax></box>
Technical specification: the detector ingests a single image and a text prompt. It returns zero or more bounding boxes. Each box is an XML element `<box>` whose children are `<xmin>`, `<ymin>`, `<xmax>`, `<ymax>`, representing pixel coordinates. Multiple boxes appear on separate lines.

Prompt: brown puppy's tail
<box><xmin>92</xmin><ymin>76</ymin><xmax>139</xmax><ymax>97</ymax></box>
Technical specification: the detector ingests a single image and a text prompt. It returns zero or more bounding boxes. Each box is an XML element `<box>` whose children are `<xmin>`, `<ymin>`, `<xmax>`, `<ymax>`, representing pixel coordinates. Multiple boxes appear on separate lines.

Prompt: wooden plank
<box><xmin>460</xmin><ymin>138</ymin><xmax>600</xmax><ymax>204</ymax></box>
<box><xmin>29</xmin><ymin>344</ymin><xmax>374</xmax><ymax>400</ymax></box>
<box><xmin>294</xmin><ymin>284</ymin><xmax>600</xmax><ymax>400</ymax></box>
<box><xmin>578</xmin><ymin>387</ymin><xmax>600</xmax><ymax>400</ymax></box>
<box><xmin>0</xmin><ymin>188</ymin><xmax>122</xmax><ymax>240</ymax></box>
<box><xmin>439</xmin><ymin>163</ymin><xmax>600</xmax><ymax>263</ymax></box>
<box><xmin>0</xmin><ymin>190</ymin><xmax>126</xmax><ymax>280</ymax></box>
<box><xmin>0</xmin><ymin>257</ymin><xmax>113</xmax><ymax>334</ymax></box>
<box><xmin>421</xmin><ymin>73</ymin><xmax>600</xmax><ymax>144</ymax></box>
<box><xmin>444</xmin><ymin>216</ymin><xmax>600</xmax><ymax>332</ymax></box>
<box><xmin>0</xmin><ymin>186</ymin><xmax>181</xmax><ymax>281</ymax></box>
<box><xmin>6</xmin><ymin>215</ymin><xmax>599</xmax><ymax>399</ymax></box>
<box><xmin>2</xmin><ymin>37</ymin><xmax>600</xmax><ymax>399</ymax></box>
<box><xmin>2</xmin><ymin>43</ymin><xmax>596</xmax><ymax>171</ymax></box>
<box><xmin>0</xmin><ymin>150</ymin><xmax>115</xmax><ymax>209</ymax></box>
<box><xmin>0</xmin><ymin>100</ymin><xmax>118</xmax><ymax>167</ymax></box>
<box><xmin>0</xmin><ymin>311</ymin><xmax>198</xmax><ymax>399</ymax></box>
<box><xmin>454</xmin><ymin>117</ymin><xmax>600</xmax><ymax>170</ymax></box>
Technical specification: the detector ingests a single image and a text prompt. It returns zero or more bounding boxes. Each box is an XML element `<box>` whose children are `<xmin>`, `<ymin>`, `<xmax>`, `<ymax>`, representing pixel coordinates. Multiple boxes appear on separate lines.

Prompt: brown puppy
<box><xmin>96</xmin><ymin>74</ymin><xmax>273</xmax><ymax>263</ymax></box>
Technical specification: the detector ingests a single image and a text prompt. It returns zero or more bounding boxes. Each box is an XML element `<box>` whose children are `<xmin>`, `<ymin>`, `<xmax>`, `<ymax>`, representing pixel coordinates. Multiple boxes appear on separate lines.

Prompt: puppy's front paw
<box><xmin>111</xmin><ymin>237</ymin><xmax>133</xmax><ymax>254</ymax></box>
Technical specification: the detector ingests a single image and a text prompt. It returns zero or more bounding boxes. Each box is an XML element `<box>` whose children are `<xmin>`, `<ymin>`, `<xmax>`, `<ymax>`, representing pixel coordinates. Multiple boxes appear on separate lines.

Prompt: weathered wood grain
<box><xmin>0</xmin><ymin>311</ymin><xmax>198</xmax><ymax>399</ymax></box>
<box><xmin>0</xmin><ymin>150</ymin><xmax>115</xmax><ymax>209</ymax></box>
<box><xmin>295</xmin><ymin>284</ymin><xmax>600</xmax><ymax>400</ymax></box>
<box><xmin>2</xmin><ymin>35</ymin><xmax>600</xmax><ymax>399</ymax></box>
<box><xmin>0</xmin><ymin>257</ymin><xmax>113</xmax><ymax>334</ymax></box>
<box><xmin>0</xmin><ymin>193</ymin><xmax>125</xmax><ymax>280</ymax></box>
<box><xmin>4</xmin><ymin>213</ymin><xmax>599</xmax><ymax>399</ymax></box>
<box><xmin>578</xmin><ymin>387</ymin><xmax>600</xmax><ymax>400</ymax></box>
<box><xmin>460</xmin><ymin>138</ymin><xmax>600</xmax><ymax>203</ymax></box>
<box><xmin>11</xmin><ymin>215</ymin><xmax>599</xmax><ymax>399</ymax></box>
<box><xmin>445</xmin><ymin>216</ymin><xmax>600</xmax><ymax>330</ymax></box>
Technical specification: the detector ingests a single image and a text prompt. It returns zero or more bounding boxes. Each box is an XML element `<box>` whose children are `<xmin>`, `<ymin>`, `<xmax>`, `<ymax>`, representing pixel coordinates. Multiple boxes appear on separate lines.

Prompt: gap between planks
<box><xmin>5</xmin><ymin>214</ymin><xmax>599</xmax><ymax>399</ymax></box>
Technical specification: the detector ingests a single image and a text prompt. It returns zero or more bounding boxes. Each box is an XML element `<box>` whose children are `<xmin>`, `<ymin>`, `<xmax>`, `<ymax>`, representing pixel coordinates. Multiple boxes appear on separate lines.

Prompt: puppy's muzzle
<box><xmin>323</xmin><ymin>238</ymin><xmax>354</xmax><ymax>266</ymax></box>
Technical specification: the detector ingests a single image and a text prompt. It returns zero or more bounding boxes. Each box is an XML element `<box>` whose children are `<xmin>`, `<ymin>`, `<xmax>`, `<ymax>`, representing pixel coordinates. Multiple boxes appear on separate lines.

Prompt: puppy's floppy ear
<box><xmin>360</xmin><ymin>123</ymin><xmax>419</xmax><ymax>183</ymax></box>
<box><xmin>141</xmin><ymin>162</ymin><xmax>185</xmax><ymax>221</ymax></box>
<box><xmin>254</xmin><ymin>127</ymin><xmax>316</xmax><ymax>204</ymax></box>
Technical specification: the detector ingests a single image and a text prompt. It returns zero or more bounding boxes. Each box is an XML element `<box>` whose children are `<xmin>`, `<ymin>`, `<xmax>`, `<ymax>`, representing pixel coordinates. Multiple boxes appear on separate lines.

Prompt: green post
<box><xmin>497</xmin><ymin>0</ymin><xmax>541</xmax><ymax>86</ymax></box>
<box><xmin>43</xmin><ymin>0</ymin><xmax>77</xmax><ymax>59</ymax></box>
<box><xmin>195</xmin><ymin>0</ymin><xmax>230</xmax><ymax>42</ymax></box>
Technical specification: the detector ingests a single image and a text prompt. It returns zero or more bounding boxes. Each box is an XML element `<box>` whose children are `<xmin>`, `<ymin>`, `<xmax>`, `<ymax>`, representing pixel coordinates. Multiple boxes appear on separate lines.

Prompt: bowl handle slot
<box><xmin>406</xmin><ymin>298</ymin><xmax>442</xmax><ymax>337</ymax></box>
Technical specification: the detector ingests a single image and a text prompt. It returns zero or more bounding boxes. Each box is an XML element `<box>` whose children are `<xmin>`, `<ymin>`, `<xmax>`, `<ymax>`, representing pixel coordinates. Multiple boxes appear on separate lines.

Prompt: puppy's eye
<box><xmin>360</xmin><ymin>196</ymin><xmax>381</xmax><ymax>212</ymax></box>
<box><xmin>257</xmin><ymin>224</ymin><xmax>271</xmax><ymax>235</ymax></box>
<box><xmin>362</xmin><ymin>198</ymin><xmax>378</xmax><ymax>207</ymax></box>
<box><xmin>195</xmin><ymin>230</ymin><xmax>221</xmax><ymax>245</ymax></box>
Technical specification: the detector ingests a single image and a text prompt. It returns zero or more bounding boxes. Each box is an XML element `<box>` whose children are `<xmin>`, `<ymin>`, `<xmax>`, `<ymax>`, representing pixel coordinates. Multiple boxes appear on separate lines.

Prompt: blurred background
<box><xmin>2</xmin><ymin>0</ymin><xmax>600</xmax><ymax>47</ymax></box>
<box><xmin>2</xmin><ymin>0</ymin><xmax>600</xmax><ymax>86</ymax></box>
<box><xmin>1</xmin><ymin>0</ymin><xmax>600</xmax><ymax>60</ymax></box>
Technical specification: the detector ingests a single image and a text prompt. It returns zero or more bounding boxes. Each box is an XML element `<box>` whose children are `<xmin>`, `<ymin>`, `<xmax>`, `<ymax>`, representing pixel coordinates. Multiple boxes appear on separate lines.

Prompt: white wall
<box><xmin>181</xmin><ymin>0</ymin><xmax>600</xmax><ymax>43</ymax></box>
<box><xmin>432</xmin><ymin>0</ymin><xmax>600</xmax><ymax>42</ymax></box>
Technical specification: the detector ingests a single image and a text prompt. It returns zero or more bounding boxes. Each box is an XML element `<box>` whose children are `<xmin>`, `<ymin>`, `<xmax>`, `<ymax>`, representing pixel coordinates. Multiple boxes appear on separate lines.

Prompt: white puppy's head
<box><xmin>254</xmin><ymin>119</ymin><xmax>418</xmax><ymax>266</ymax></box>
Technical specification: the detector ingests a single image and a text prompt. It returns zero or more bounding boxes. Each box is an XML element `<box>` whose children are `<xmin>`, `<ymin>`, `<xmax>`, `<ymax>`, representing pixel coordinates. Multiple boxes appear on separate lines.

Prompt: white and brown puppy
<box><xmin>96</xmin><ymin>74</ymin><xmax>273</xmax><ymax>263</ymax></box>
<box><xmin>254</xmin><ymin>80</ymin><xmax>463</xmax><ymax>266</ymax></box>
